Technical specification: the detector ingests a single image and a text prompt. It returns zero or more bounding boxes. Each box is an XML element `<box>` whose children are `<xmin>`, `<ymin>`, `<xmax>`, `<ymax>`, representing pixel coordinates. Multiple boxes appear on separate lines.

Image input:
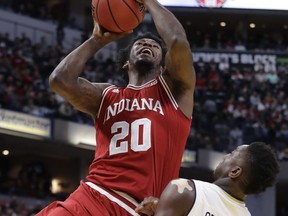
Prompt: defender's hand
<box><xmin>135</xmin><ymin>196</ymin><xmax>159</xmax><ymax>216</ymax></box>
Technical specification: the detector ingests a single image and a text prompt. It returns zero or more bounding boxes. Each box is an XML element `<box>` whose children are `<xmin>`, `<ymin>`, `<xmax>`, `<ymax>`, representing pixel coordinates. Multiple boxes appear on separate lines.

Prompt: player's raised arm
<box><xmin>49</xmin><ymin>21</ymin><xmax>130</xmax><ymax>118</ymax></box>
<box><xmin>138</xmin><ymin>0</ymin><xmax>196</xmax><ymax>118</ymax></box>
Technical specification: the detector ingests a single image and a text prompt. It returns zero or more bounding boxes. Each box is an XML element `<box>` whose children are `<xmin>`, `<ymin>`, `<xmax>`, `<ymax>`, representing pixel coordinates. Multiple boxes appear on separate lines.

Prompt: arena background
<box><xmin>0</xmin><ymin>0</ymin><xmax>288</xmax><ymax>215</ymax></box>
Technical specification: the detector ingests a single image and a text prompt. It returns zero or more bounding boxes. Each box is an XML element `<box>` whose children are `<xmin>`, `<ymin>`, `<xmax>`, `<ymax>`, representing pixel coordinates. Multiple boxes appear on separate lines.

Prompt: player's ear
<box><xmin>229</xmin><ymin>166</ymin><xmax>242</xmax><ymax>179</ymax></box>
<box><xmin>122</xmin><ymin>61</ymin><xmax>129</xmax><ymax>69</ymax></box>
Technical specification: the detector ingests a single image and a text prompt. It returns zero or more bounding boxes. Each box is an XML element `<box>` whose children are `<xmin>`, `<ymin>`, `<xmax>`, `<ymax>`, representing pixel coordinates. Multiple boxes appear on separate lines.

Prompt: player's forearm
<box><xmin>51</xmin><ymin>37</ymin><xmax>106</xmax><ymax>79</ymax></box>
<box><xmin>49</xmin><ymin>37</ymin><xmax>106</xmax><ymax>90</ymax></box>
<box><xmin>143</xmin><ymin>0</ymin><xmax>187</xmax><ymax>47</ymax></box>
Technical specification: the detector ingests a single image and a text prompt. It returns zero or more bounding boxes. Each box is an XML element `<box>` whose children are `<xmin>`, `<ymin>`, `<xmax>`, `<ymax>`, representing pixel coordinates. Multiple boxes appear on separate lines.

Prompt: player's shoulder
<box><xmin>170</xmin><ymin>178</ymin><xmax>194</xmax><ymax>188</ymax></box>
<box><xmin>193</xmin><ymin>179</ymin><xmax>217</xmax><ymax>189</ymax></box>
<box><xmin>167</xmin><ymin>178</ymin><xmax>195</xmax><ymax>199</ymax></box>
<box><xmin>160</xmin><ymin>178</ymin><xmax>196</xmax><ymax>215</ymax></box>
<box><xmin>92</xmin><ymin>83</ymin><xmax>124</xmax><ymax>96</ymax></box>
<box><xmin>92</xmin><ymin>83</ymin><xmax>114</xmax><ymax>91</ymax></box>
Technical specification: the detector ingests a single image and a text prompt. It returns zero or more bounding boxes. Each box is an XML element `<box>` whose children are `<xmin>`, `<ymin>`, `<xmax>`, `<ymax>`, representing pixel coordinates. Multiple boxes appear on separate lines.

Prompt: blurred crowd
<box><xmin>187</xmin><ymin>20</ymin><xmax>288</xmax><ymax>53</ymax></box>
<box><xmin>0</xmin><ymin>0</ymin><xmax>48</xmax><ymax>19</ymax></box>
<box><xmin>0</xmin><ymin>195</ymin><xmax>43</xmax><ymax>216</ymax></box>
<box><xmin>1</xmin><ymin>29</ymin><xmax>288</xmax><ymax>159</ymax></box>
<box><xmin>0</xmin><ymin>0</ymin><xmax>80</xmax><ymax>30</ymax></box>
<box><xmin>187</xmin><ymin>57</ymin><xmax>288</xmax><ymax>157</ymax></box>
<box><xmin>0</xmin><ymin>30</ymin><xmax>125</xmax><ymax>123</ymax></box>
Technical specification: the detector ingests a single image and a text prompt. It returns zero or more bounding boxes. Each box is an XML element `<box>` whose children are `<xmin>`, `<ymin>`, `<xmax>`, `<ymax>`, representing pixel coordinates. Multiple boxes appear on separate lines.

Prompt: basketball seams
<box><xmin>92</xmin><ymin>0</ymin><xmax>143</xmax><ymax>32</ymax></box>
<box><xmin>107</xmin><ymin>0</ymin><xmax>124</xmax><ymax>32</ymax></box>
<box><xmin>122</xmin><ymin>0</ymin><xmax>141</xmax><ymax>24</ymax></box>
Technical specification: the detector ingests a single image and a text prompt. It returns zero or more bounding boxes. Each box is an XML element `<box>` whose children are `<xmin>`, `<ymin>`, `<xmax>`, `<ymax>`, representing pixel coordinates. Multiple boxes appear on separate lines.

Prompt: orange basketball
<box><xmin>92</xmin><ymin>0</ymin><xmax>145</xmax><ymax>33</ymax></box>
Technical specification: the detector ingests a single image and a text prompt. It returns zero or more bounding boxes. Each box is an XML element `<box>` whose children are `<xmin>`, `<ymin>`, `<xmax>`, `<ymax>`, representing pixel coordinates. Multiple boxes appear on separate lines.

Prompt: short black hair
<box><xmin>116</xmin><ymin>32</ymin><xmax>166</xmax><ymax>73</ymax></box>
<box><xmin>244</xmin><ymin>142</ymin><xmax>279</xmax><ymax>194</ymax></box>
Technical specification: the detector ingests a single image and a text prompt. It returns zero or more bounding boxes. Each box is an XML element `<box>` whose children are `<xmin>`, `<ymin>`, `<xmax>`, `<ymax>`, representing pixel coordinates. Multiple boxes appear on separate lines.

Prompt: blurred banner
<box><xmin>192</xmin><ymin>50</ymin><xmax>288</xmax><ymax>69</ymax></box>
<box><xmin>0</xmin><ymin>109</ymin><xmax>51</xmax><ymax>138</ymax></box>
<box><xmin>158</xmin><ymin>0</ymin><xmax>288</xmax><ymax>10</ymax></box>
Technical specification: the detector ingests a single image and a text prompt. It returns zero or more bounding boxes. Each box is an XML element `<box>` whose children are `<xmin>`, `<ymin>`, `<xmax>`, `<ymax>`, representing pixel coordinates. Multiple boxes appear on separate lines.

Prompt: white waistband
<box><xmin>111</xmin><ymin>189</ymin><xmax>140</xmax><ymax>207</ymax></box>
<box><xmin>85</xmin><ymin>182</ymin><xmax>140</xmax><ymax>216</ymax></box>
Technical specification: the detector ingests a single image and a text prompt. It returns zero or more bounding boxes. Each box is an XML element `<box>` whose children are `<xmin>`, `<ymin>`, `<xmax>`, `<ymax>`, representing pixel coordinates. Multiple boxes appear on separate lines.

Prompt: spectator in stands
<box><xmin>266</xmin><ymin>71</ymin><xmax>279</xmax><ymax>90</ymax></box>
<box><xmin>254</xmin><ymin>59</ymin><xmax>264</xmax><ymax>72</ymax></box>
<box><xmin>264</xmin><ymin>60</ymin><xmax>277</xmax><ymax>73</ymax></box>
<box><xmin>56</xmin><ymin>22</ymin><xmax>65</xmax><ymax>47</ymax></box>
<box><xmin>218</xmin><ymin>57</ymin><xmax>230</xmax><ymax>71</ymax></box>
<box><xmin>234</xmin><ymin>40</ymin><xmax>246</xmax><ymax>51</ymax></box>
<box><xmin>228</xmin><ymin>125</ymin><xmax>243</xmax><ymax>151</ymax></box>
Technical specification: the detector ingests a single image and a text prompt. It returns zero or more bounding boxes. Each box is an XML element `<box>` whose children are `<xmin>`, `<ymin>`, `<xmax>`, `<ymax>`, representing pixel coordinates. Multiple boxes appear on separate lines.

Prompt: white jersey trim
<box><xmin>159</xmin><ymin>75</ymin><xmax>178</xmax><ymax>110</ymax></box>
<box><xmin>127</xmin><ymin>79</ymin><xmax>158</xmax><ymax>90</ymax></box>
<box><xmin>97</xmin><ymin>85</ymin><xmax>116</xmax><ymax>118</ymax></box>
<box><xmin>85</xmin><ymin>182</ymin><xmax>140</xmax><ymax>216</ymax></box>
<box><xmin>112</xmin><ymin>189</ymin><xmax>140</xmax><ymax>208</ymax></box>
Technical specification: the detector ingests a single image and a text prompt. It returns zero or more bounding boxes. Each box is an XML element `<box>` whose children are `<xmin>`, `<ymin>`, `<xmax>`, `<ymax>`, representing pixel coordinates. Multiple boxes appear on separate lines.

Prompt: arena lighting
<box><xmin>220</xmin><ymin>22</ymin><xmax>226</xmax><ymax>27</ymax></box>
<box><xmin>2</xmin><ymin>150</ymin><xmax>9</xmax><ymax>156</ymax></box>
<box><xmin>51</xmin><ymin>178</ymin><xmax>62</xmax><ymax>193</ymax></box>
<box><xmin>0</xmin><ymin>128</ymin><xmax>45</xmax><ymax>140</ymax></box>
<box><xmin>53</xmin><ymin>119</ymin><xmax>95</xmax><ymax>146</ymax></box>
<box><xmin>249</xmin><ymin>23</ymin><xmax>256</xmax><ymax>28</ymax></box>
<box><xmin>0</xmin><ymin>129</ymin><xmax>45</xmax><ymax>140</ymax></box>
<box><xmin>78</xmin><ymin>142</ymin><xmax>96</xmax><ymax>150</ymax></box>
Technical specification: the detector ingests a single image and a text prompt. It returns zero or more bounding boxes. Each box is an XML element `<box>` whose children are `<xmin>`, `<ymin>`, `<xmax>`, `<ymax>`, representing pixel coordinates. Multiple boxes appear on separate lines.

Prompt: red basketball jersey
<box><xmin>86</xmin><ymin>75</ymin><xmax>192</xmax><ymax>202</ymax></box>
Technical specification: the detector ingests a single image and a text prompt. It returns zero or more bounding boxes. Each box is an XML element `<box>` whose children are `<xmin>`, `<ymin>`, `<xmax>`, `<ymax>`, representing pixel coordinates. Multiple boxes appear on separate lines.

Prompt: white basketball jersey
<box><xmin>188</xmin><ymin>180</ymin><xmax>251</xmax><ymax>216</ymax></box>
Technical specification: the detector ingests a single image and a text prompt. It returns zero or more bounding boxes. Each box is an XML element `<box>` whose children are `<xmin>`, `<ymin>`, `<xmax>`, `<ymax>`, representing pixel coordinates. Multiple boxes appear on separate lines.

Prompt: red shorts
<box><xmin>36</xmin><ymin>181</ymin><xmax>141</xmax><ymax>216</ymax></box>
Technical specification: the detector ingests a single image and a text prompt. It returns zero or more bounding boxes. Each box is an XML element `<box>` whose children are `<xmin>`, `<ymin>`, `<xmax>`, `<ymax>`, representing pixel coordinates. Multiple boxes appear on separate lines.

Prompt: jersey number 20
<box><xmin>109</xmin><ymin>118</ymin><xmax>151</xmax><ymax>156</ymax></box>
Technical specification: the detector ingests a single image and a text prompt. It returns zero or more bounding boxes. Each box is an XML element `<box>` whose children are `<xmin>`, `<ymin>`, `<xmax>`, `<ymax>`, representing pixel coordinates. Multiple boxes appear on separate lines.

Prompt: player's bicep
<box><xmin>50</xmin><ymin>76</ymin><xmax>108</xmax><ymax>117</ymax></box>
<box><xmin>155</xmin><ymin>178</ymin><xmax>195</xmax><ymax>216</ymax></box>
<box><xmin>68</xmin><ymin>78</ymin><xmax>106</xmax><ymax>115</ymax></box>
<box><xmin>165</xmin><ymin>40</ymin><xmax>195</xmax><ymax>89</ymax></box>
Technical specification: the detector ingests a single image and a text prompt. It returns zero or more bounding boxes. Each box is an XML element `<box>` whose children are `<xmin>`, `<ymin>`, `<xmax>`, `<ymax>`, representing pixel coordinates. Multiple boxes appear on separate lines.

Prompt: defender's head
<box><xmin>214</xmin><ymin>142</ymin><xmax>279</xmax><ymax>194</ymax></box>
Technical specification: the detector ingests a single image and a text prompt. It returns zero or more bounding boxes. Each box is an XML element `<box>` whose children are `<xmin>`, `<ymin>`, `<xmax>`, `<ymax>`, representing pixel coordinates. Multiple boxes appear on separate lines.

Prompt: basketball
<box><xmin>92</xmin><ymin>0</ymin><xmax>145</xmax><ymax>33</ymax></box>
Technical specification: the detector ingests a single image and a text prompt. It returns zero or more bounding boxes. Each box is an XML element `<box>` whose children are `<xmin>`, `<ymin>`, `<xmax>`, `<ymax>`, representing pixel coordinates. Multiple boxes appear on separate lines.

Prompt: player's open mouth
<box><xmin>139</xmin><ymin>48</ymin><xmax>153</xmax><ymax>57</ymax></box>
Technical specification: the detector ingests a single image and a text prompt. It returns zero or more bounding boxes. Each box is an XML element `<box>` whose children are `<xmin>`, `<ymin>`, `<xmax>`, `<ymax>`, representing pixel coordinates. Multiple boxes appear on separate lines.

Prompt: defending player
<box><xmin>136</xmin><ymin>142</ymin><xmax>279</xmax><ymax>216</ymax></box>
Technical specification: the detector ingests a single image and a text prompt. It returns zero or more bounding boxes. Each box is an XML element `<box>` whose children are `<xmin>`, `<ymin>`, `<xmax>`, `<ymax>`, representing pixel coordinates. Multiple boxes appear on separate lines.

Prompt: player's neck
<box><xmin>128</xmin><ymin>71</ymin><xmax>158</xmax><ymax>86</ymax></box>
<box><xmin>214</xmin><ymin>179</ymin><xmax>246</xmax><ymax>201</ymax></box>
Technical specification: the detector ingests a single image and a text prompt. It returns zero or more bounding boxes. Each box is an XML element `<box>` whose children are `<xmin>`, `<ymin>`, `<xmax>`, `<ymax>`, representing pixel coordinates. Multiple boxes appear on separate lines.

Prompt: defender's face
<box><xmin>214</xmin><ymin>145</ymin><xmax>249</xmax><ymax>180</ymax></box>
<box><xmin>129</xmin><ymin>38</ymin><xmax>162</xmax><ymax>65</ymax></box>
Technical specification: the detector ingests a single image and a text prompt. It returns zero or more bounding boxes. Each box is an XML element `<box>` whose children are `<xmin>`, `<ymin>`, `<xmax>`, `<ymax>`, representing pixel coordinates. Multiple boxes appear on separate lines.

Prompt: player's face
<box><xmin>214</xmin><ymin>145</ymin><xmax>249</xmax><ymax>180</ymax></box>
<box><xmin>130</xmin><ymin>38</ymin><xmax>162</xmax><ymax>67</ymax></box>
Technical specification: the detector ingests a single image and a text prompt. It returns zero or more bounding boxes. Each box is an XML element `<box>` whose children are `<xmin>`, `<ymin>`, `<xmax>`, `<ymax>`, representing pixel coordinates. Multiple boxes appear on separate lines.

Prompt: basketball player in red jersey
<box><xmin>37</xmin><ymin>0</ymin><xmax>195</xmax><ymax>215</ymax></box>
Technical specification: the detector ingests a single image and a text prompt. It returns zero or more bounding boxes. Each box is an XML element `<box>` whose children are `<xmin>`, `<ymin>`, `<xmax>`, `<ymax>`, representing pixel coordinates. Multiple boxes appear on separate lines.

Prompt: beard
<box><xmin>134</xmin><ymin>58</ymin><xmax>154</xmax><ymax>75</ymax></box>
